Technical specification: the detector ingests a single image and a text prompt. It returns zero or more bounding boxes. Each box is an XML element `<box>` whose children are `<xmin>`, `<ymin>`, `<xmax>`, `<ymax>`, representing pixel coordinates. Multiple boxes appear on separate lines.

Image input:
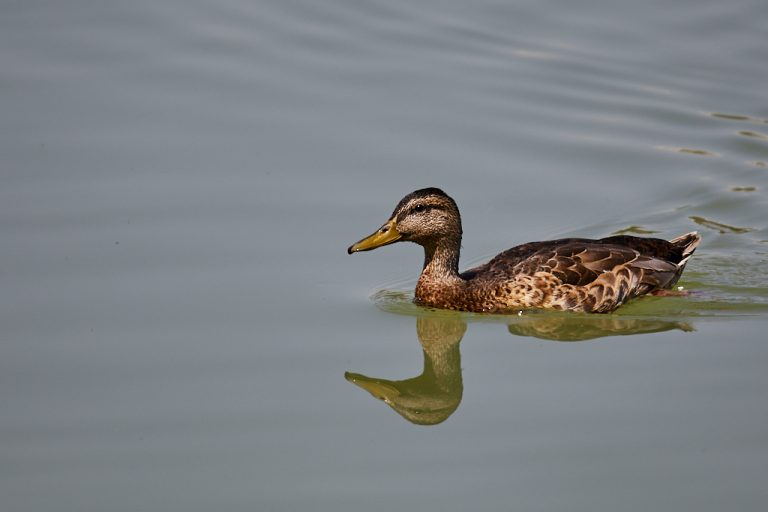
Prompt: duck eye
<box><xmin>414</xmin><ymin>204</ymin><xmax>425</xmax><ymax>213</ymax></box>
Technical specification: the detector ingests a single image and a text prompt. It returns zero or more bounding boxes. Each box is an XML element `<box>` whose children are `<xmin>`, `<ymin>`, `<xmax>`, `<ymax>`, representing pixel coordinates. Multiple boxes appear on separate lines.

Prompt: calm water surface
<box><xmin>2</xmin><ymin>0</ymin><xmax>767</xmax><ymax>510</ymax></box>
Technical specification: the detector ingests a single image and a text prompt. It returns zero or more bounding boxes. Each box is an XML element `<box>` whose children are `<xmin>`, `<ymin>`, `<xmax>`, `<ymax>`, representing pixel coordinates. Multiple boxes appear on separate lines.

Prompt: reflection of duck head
<box><xmin>345</xmin><ymin>316</ymin><xmax>466</xmax><ymax>426</ymax></box>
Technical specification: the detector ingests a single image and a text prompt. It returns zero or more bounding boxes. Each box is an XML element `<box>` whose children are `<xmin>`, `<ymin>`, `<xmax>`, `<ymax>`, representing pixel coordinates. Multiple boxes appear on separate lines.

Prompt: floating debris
<box><xmin>613</xmin><ymin>225</ymin><xmax>659</xmax><ymax>235</ymax></box>
<box><xmin>680</xmin><ymin>148</ymin><xmax>715</xmax><ymax>156</ymax></box>
<box><xmin>711</xmin><ymin>112</ymin><xmax>753</xmax><ymax>121</ymax></box>
<box><xmin>738</xmin><ymin>130</ymin><xmax>768</xmax><ymax>140</ymax></box>
<box><xmin>656</xmin><ymin>146</ymin><xmax>718</xmax><ymax>157</ymax></box>
<box><xmin>731</xmin><ymin>186</ymin><xmax>757</xmax><ymax>192</ymax></box>
<box><xmin>689</xmin><ymin>215</ymin><xmax>753</xmax><ymax>234</ymax></box>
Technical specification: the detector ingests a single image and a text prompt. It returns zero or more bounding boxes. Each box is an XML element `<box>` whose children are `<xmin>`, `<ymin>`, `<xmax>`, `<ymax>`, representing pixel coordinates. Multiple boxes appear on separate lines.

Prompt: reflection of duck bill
<box><xmin>345</xmin><ymin>372</ymin><xmax>400</xmax><ymax>403</ymax></box>
<box><xmin>346</xmin><ymin>368</ymin><xmax>461</xmax><ymax>426</ymax></box>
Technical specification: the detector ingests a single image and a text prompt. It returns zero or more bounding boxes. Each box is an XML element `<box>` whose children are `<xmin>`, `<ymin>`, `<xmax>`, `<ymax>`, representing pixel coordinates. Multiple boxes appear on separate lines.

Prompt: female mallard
<box><xmin>347</xmin><ymin>187</ymin><xmax>700</xmax><ymax>313</ymax></box>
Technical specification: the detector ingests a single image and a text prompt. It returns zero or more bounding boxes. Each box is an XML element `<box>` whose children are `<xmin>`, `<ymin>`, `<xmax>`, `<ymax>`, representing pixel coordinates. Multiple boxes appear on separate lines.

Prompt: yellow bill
<box><xmin>347</xmin><ymin>218</ymin><xmax>401</xmax><ymax>254</ymax></box>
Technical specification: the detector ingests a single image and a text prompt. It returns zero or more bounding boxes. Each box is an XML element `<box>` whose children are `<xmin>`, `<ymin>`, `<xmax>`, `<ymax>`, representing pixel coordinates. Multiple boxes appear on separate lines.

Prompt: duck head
<box><xmin>347</xmin><ymin>187</ymin><xmax>462</xmax><ymax>254</ymax></box>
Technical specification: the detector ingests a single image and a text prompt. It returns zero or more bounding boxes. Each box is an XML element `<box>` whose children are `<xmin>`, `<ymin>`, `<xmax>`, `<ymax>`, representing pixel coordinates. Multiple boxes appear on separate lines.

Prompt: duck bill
<box><xmin>347</xmin><ymin>218</ymin><xmax>401</xmax><ymax>254</ymax></box>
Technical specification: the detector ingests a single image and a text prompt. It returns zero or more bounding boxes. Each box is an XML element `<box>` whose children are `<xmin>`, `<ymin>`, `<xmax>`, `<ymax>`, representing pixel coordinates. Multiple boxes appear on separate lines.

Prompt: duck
<box><xmin>347</xmin><ymin>187</ymin><xmax>701</xmax><ymax>313</ymax></box>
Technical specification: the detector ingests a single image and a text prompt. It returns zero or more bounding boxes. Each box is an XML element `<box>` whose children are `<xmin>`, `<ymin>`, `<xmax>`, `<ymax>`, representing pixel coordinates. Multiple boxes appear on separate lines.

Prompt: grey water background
<box><xmin>2</xmin><ymin>0</ymin><xmax>768</xmax><ymax>510</ymax></box>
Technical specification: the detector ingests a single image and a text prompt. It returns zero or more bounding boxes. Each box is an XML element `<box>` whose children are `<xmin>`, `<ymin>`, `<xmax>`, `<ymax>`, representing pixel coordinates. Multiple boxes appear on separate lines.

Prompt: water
<box><xmin>2</xmin><ymin>0</ymin><xmax>767</xmax><ymax>510</ymax></box>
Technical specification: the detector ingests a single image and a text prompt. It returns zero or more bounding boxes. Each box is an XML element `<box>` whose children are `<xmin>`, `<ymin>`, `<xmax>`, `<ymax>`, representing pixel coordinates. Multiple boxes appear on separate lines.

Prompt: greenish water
<box><xmin>2</xmin><ymin>0</ymin><xmax>768</xmax><ymax>510</ymax></box>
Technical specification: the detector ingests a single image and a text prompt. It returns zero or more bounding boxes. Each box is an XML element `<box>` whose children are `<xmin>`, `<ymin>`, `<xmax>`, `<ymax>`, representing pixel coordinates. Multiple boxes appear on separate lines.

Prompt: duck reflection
<box><xmin>346</xmin><ymin>312</ymin><xmax>694</xmax><ymax>425</ymax></box>
<box><xmin>346</xmin><ymin>316</ymin><xmax>465</xmax><ymax>426</ymax></box>
<box><xmin>507</xmin><ymin>314</ymin><xmax>694</xmax><ymax>341</ymax></box>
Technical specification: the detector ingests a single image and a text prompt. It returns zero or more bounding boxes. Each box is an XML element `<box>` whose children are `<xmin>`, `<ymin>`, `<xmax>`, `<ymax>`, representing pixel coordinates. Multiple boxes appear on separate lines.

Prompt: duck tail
<box><xmin>659</xmin><ymin>231</ymin><xmax>701</xmax><ymax>290</ymax></box>
<box><xmin>669</xmin><ymin>231</ymin><xmax>701</xmax><ymax>269</ymax></box>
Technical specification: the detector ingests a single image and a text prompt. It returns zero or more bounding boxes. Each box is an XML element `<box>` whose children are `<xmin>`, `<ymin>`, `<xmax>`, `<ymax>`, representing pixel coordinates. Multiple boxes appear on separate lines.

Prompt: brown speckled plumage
<box><xmin>348</xmin><ymin>188</ymin><xmax>701</xmax><ymax>313</ymax></box>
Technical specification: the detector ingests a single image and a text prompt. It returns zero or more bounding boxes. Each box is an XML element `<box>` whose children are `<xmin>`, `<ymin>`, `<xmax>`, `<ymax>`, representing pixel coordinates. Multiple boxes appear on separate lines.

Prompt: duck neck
<box><xmin>421</xmin><ymin>236</ymin><xmax>462</xmax><ymax>281</ymax></box>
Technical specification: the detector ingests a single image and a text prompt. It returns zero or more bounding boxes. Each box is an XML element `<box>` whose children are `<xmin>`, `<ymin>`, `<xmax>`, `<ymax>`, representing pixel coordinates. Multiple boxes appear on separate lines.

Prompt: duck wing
<box><xmin>534</xmin><ymin>243</ymin><xmax>682</xmax><ymax>288</ymax></box>
<box><xmin>460</xmin><ymin>238</ymin><xmax>587</xmax><ymax>279</ymax></box>
<box><xmin>463</xmin><ymin>236</ymin><xmax>692</xmax><ymax>290</ymax></box>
